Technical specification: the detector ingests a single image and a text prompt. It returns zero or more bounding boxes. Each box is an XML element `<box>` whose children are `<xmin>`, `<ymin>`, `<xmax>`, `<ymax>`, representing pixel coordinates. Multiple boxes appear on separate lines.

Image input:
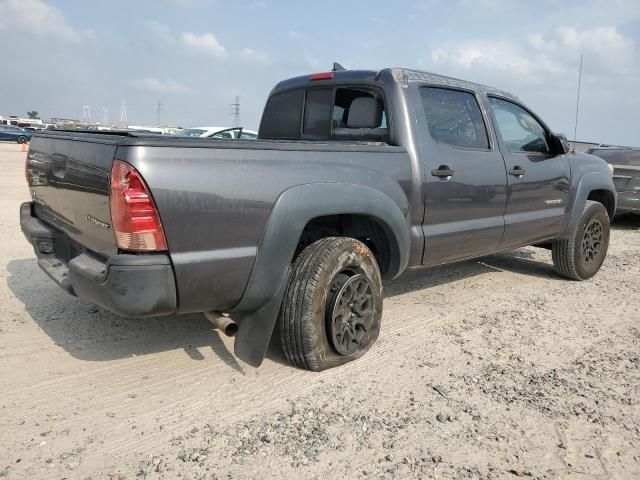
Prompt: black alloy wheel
<box><xmin>581</xmin><ymin>218</ymin><xmax>604</xmax><ymax>264</ymax></box>
<box><xmin>326</xmin><ymin>272</ymin><xmax>375</xmax><ymax>356</ymax></box>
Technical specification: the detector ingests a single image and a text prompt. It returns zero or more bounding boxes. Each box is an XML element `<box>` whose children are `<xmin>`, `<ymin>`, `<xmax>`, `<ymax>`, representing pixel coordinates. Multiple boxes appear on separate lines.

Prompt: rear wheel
<box><xmin>279</xmin><ymin>237</ymin><xmax>383</xmax><ymax>371</ymax></box>
<box><xmin>552</xmin><ymin>201</ymin><xmax>610</xmax><ymax>280</ymax></box>
<box><xmin>17</xmin><ymin>136</ymin><xmax>28</xmax><ymax>144</ymax></box>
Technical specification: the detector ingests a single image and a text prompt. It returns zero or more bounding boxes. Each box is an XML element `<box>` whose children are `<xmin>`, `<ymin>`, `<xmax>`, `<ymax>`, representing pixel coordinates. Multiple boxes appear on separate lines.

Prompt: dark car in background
<box><xmin>0</xmin><ymin>125</ymin><xmax>32</xmax><ymax>144</ymax></box>
<box><xmin>587</xmin><ymin>146</ymin><xmax>640</xmax><ymax>215</ymax></box>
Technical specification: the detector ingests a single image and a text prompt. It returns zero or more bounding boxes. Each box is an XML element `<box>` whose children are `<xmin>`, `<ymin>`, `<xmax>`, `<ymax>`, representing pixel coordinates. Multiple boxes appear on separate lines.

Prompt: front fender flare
<box><xmin>560</xmin><ymin>172</ymin><xmax>616</xmax><ymax>239</ymax></box>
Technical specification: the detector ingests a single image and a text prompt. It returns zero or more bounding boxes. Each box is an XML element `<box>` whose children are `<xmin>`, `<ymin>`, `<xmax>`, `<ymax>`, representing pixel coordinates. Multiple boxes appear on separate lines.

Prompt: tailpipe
<box><xmin>204</xmin><ymin>312</ymin><xmax>239</xmax><ymax>337</ymax></box>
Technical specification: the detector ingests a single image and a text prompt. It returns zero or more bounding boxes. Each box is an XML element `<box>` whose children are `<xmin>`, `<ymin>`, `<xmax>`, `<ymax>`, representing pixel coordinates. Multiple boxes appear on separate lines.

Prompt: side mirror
<box><xmin>550</xmin><ymin>133</ymin><xmax>570</xmax><ymax>154</ymax></box>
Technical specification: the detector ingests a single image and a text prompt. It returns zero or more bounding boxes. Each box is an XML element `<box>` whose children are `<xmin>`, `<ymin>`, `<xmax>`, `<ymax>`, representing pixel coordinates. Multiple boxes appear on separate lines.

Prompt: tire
<box><xmin>552</xmin><ymin>200</ymin><xmax>610</xmax><ymax>280</ymax></box>
<box><xmin>279</xmin><ymin>237</ymin><xmax>383</xmax><ymax>371</ymax></box>
<box><xmin>17</xmin><ymin>136</ymin><xmax>28</xmax><ymax>144</ymax></box>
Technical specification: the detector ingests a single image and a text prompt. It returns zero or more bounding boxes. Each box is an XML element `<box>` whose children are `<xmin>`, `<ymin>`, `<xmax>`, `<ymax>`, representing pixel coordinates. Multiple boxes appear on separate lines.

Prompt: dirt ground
<box><xmin>0</xmin><ymin>141</ymin><xmax>638</xmax><ymax>480</ymax></box>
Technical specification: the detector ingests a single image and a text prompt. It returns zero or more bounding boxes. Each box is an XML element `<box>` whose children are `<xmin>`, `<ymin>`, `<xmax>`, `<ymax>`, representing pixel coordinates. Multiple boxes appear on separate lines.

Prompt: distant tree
<box><xmin>27</xmin><ymin>111</ymin><xmax>39</xmax><ymax>119</ymax></box>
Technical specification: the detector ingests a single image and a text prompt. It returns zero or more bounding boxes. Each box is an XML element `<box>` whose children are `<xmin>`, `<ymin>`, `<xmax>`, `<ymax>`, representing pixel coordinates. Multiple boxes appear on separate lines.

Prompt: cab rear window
<box><xmin>259</xmin><ymin>86</ymin><xmax>389</xmax><ymax>142</ymax></box>
<box><xmin>259</xmin><ymin>89</ymin><xmax>304</xmax><ymax>140</ymax></box>
<box><xmin>303</xmin><ymin>89</ymin><xmax>333</xmax><ymax>136</ymax></box>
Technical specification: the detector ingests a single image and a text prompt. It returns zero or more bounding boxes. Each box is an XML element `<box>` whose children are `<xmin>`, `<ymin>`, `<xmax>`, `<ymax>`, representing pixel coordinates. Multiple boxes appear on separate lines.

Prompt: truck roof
<box><xmin>272</xmin><ymin>67</ymin><xmax>519</xmax><ymax>102</ymax></box>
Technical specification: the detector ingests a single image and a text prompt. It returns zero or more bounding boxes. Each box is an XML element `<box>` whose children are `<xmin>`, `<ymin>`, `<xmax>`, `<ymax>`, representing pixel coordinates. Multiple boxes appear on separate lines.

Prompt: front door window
<box><xmin>488</xmin><ymin>97</ymin><xmax>549</xmax><ymax>154</ymax></box>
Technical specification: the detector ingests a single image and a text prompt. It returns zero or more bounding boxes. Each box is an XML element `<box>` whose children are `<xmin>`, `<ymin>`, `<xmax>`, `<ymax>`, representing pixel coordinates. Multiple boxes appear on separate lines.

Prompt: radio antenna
<box><xmin>572</xmin><ymin>53</ymin><xmax>583</xmax><ymax>153</ymax></box>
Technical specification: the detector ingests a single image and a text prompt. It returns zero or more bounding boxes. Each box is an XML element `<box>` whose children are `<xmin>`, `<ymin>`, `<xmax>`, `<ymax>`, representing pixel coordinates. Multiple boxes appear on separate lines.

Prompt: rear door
<box><xmin>486</xmin><ymin>96</ymin><xmax>571</xmax><ymax>248</ymax></box>
<box><xmin>417</xmin><ymin>86</ymin><xmax>508</xmax><ymax>265</ymax></box>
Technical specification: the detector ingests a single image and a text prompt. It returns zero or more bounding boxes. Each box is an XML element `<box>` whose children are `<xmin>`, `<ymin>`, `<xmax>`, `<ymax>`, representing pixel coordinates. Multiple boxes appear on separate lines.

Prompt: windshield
<box><xmin>177</xmin><ymin>128</ymin><xmax>206</xmax><ymax>137</ymax></box>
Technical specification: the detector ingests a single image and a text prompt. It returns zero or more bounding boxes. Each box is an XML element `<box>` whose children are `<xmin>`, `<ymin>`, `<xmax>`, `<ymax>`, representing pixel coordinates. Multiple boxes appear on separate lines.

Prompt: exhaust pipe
<box><xmin>204</xmin><ymin>312</ymin><xmax>238</xmax><ymax>337</ymax></box>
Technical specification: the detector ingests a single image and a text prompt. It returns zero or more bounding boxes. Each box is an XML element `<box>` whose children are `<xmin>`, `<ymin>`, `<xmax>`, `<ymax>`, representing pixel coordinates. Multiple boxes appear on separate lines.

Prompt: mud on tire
<box><xmin>279</xmin><ymin>237</ymin><xmax>383</xmax><ymax>371</ymax></box>
<box><xmin>552</xmin><ymin>200</ymin><xmax>610</xmax><ymax>280</ymax></box>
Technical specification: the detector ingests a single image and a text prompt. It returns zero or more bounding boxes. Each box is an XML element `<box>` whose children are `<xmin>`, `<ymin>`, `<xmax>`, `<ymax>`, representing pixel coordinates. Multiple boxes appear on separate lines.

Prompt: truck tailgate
<box><xmin>26</xmin><ymin>133</ymin><xmax>122</xmax><ymax>258</ymax></box>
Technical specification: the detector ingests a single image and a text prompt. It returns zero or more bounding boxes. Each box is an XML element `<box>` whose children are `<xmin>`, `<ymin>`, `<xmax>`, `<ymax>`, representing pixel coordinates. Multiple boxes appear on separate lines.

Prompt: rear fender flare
<box><xmin>231</xmin><ymin>182</ymin><xmax>410</xmax><ymax>367</ymax></box>
<box><xmin>234</xmin><ymin>182</ymin><xmax>410</xmax><ymax>313</ymax></box>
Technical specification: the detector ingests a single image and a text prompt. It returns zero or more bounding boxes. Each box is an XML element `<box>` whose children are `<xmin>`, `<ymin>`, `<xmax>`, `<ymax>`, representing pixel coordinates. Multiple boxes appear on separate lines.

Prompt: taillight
<box><xmin>110</xmin><ymin>160</ymin><xmax>167</xmax><ymax>252</ymax></box>
<box><xmin>309</xmin><ymin>72</ymin><xmax>334</xmax><ymax>81</ymax></box>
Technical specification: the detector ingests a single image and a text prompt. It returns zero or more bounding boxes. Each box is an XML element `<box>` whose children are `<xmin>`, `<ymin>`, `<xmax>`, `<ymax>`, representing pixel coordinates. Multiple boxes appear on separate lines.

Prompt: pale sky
<box><xmin>0</xmin><ymin>0</ymin><xmax>638</xmax><ymax>146</ymax></box>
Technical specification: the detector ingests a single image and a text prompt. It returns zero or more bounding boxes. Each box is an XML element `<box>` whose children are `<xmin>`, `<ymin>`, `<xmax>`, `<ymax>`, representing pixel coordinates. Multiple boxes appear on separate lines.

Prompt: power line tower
<box><xmin>82</xmin><ymin>105</ymin><xmax>91</xmax><ymax>124</ymax></box>
<box><xmin>120</xmin><ymin>100</ymin><xmax>128</xmax><ymax>128</ymax></box>
<box><xmin>230</xmin><ymin>95</ymin><xmax>240</xmax><ymax>127</ymax></box>
<box><xmin>102</xmin><ymin>107</ymin><xmax>109</xmax><ymax>125</ymax></box>
<box><xmin>156</xmin><ymin>100</ymin><xmax>164</xmax><ymax>126</ymax></box>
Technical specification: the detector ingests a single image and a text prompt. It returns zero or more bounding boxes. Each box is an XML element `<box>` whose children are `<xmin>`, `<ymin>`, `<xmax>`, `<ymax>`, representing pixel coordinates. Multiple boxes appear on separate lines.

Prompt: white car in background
<box><xmin>177</xmin><ymin>126</ymin><xmax>258</xmax><ymax>139</ymax></box>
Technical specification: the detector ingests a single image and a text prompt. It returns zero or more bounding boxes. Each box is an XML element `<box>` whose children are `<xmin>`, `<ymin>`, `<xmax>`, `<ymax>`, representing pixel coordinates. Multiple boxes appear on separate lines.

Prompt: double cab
<box><xmin>21</xmin><ymin>67</ymin><xmax>616</xmax><ymax>370</ymax></box>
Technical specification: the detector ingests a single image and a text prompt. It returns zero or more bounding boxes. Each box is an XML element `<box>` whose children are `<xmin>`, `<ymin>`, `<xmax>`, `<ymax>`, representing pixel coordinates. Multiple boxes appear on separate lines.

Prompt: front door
<box><xmin>417</xmin><ymin>86</ymin><xmax>508</xmax><ymax>265</ymax></box>
<box><xmin>486</xmin><ymin>96</ymin><xmax>571</xmax><ymax>249</ymax></box>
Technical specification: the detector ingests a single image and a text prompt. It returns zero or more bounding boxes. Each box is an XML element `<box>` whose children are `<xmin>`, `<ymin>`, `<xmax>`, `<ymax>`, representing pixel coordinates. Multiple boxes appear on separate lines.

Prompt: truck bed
<box><xmin>26</xmin><ymin>130</ymin><xmax>411</xmax><ymax>315</ymax></box>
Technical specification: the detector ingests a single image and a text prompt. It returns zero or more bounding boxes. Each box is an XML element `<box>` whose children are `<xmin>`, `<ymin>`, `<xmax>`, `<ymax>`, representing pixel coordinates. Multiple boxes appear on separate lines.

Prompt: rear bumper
<box><xmin>20</xmin><ymin>202</ymin><xmax>177</xmax><ymax>317</ymax></box>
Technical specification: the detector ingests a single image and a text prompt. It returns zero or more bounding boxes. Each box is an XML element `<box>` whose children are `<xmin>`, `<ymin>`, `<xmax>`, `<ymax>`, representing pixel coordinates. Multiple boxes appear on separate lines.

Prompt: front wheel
<box><xmin>17</xmin><ymin>136</ymin><xmax>28</xmax><ymax>144</ymax></box>
<box><xmin>279</xmin><ymin>237</ymin><xmax>383</xmax><ymax>371</ymax></box>
<box><xmin>552</xmin><ymin>200</ymin><xmax>610</xmax><ymax>280</ymax></box>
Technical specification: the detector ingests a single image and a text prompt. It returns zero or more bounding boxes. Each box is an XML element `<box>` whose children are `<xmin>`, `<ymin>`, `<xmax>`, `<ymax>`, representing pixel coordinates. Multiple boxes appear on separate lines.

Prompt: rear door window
<box><xmin>420</xmin><ymin>87</ymin><xmax>489</xmax><ymax>149</ymax></box>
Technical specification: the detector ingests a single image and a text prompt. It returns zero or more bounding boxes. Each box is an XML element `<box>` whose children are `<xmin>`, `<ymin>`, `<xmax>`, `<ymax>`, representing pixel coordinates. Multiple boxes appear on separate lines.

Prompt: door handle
<box><xmin>431</xmin><ymin>165</ymin><xmax>455</xmax><ymax>178</ymax></box>
<box><xmin>508</xmin><ymin>166</ymin><xmax>526</xmax><ymax>177</ymax></box>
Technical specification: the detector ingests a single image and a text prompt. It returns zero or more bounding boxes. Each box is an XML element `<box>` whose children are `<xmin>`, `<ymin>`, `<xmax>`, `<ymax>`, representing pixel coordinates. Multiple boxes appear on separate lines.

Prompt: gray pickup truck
<box><xmin>21</xmin><ymin>67</ymin><xmax>616</xmax><ymax>370</ymax></box>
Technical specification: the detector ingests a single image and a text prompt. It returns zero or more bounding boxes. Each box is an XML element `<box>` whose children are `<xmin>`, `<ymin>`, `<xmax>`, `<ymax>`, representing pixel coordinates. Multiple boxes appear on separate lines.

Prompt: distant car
<box><xmin>0</xmin><ymin>125</ymin><xmax>32</xmax><ymax>144</ymax></box>
<box><xmin>587</xmin><ymin>146</ymin><xmax>640</xmax><ymax>215</ymax></box>
<box><xmin>177</xmin><ymin>126</ymin><xmax>258</xmax><ymax>139</ymax></box>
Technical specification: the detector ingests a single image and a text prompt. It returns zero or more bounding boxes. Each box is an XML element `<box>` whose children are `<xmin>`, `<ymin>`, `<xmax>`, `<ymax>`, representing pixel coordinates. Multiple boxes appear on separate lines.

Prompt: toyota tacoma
<box><xmin>21</xmin><ymin>67</ymin><xmax>616</xmax><ymax>370</ymax></box>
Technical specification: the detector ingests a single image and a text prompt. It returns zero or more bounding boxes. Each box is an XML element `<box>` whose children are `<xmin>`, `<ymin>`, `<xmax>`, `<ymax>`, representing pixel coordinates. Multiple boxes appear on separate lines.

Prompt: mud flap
<box><xmin>232</xmin><ymin>268</ymin><xmax>291</xmax><ymax>367</ymax></box>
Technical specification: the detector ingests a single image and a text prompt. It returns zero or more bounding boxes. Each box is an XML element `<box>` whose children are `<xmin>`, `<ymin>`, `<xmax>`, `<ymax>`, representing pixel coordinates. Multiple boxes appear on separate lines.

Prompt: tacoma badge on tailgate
<box><xmin>86</xmin><ymin>215</ymin><xmax>111</xmax><ymax>229</ymax></box>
